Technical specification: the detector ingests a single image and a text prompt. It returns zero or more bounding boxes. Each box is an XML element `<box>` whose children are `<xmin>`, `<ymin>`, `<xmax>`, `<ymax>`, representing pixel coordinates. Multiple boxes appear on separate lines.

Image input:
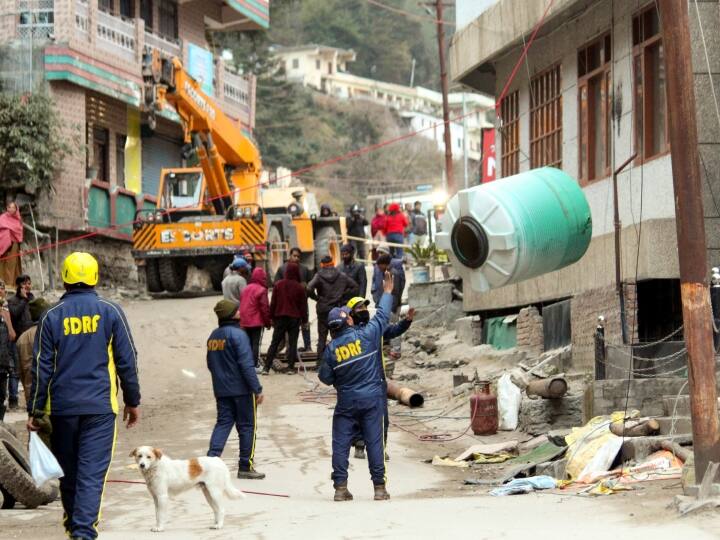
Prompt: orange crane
<box><xmin>133</xmin><ymin>53</ymin><xmax>345</xmax><ymax>292</ymax></box>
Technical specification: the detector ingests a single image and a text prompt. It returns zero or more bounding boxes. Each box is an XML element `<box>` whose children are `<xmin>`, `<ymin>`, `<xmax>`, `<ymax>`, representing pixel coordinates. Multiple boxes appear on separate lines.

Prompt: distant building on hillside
<box><xmin>273</xmin><ymin>43</ymin><xmax>495</xmax><ymax>165</ymax></box>
<box><xmin>275</xmin><ymin>44</ymin><xmax>357</xmax><ymax>90</ymax></box>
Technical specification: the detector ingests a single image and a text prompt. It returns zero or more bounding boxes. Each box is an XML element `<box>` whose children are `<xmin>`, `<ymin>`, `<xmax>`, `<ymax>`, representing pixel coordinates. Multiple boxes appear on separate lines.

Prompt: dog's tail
<box><xmin>224</xmin><ymin>469</ymin><xmax>246</xmax><ymax>499</ymax></box>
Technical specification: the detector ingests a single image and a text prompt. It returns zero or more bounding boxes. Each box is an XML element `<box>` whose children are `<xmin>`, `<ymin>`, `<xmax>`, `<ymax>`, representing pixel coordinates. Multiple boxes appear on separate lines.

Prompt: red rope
<box><xmin>495</xmin><ymin>0</ymin><xmax>557</xmax><ymax>112</ymax></box>
<box><xmin>106</xmin><ymin>479</ymin><xmax>289</xmax><ymax>498</ymax></box>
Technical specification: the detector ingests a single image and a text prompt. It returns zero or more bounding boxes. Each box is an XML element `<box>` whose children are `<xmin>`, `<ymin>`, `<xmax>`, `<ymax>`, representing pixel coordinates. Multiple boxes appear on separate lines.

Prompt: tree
<box><xmin>0</xmin><ymin>93</ymin><xmax>73</xmax><ymax>195</ymax></box>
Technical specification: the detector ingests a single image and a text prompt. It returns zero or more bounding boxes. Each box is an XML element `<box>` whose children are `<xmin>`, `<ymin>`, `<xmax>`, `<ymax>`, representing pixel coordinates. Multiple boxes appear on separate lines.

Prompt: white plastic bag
<box><xmin>29</xmin><ymin>431</ymin><xmax>63</xmax><ymax>486</ymax></box>
<box><xmin>497</xmin><ymin>373</ymin><xmax>522</xmax><ymax>430</ymax></box>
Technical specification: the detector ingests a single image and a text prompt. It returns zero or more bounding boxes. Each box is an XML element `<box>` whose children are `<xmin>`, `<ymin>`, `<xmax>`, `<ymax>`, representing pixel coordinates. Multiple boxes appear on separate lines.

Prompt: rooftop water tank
<box><xmin>436</xmin><ymin>167</ymin><xmax>592</xmax><ymax>292</ymax></box>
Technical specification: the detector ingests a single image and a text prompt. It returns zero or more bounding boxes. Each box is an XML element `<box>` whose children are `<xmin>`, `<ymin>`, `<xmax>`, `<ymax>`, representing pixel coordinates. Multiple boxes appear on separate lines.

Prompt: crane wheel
<box><xmin>314</xmin><ymin>226</ymin><xmax>340</xmax><ymax>269</ymax></box>
<box><xmin>145</xmin><ymin>259</ymin><xmax>163</xmax><ymax>293</ymax></box>
<box><xmin>158</xmin><ymin>259</ymin><xmax>187</xmax><ymax>293</ymax></box>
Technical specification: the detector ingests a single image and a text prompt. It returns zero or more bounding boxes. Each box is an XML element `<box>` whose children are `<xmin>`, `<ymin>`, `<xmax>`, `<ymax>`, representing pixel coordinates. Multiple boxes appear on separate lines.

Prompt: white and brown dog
<box><xmin>130</xmin><ymin>446</ymin><xmax>245</xmax><ymax>532</ymax></box>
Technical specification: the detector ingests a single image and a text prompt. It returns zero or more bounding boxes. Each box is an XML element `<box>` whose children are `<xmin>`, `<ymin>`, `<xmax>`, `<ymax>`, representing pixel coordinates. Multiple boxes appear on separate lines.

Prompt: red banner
<box><xmin>481</xmin><ymin>129</ymin><xmax>496</xmax><ymax>183</ymax></box>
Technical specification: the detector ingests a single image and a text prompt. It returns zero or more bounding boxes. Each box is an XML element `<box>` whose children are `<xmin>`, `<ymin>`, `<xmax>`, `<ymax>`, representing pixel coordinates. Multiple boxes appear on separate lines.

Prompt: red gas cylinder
<box><xmin>470</xmin><ymin>380</ymin><xmax>498</xmax><ymax>436</ymax></box>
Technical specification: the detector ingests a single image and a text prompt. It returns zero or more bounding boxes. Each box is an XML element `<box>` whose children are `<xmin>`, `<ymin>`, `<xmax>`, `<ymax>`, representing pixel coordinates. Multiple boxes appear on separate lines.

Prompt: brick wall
<box><xmin>37</xmin><ymin>82</ymin><xmax>87</xmax><ymax>231</ymax></box>
<box><xmin>571</xmin><ymin>282</ymin><xmax>637</xmax><ymax>370</ymax></box>
<box><xmin>516</xmin><ymin>306</ymin><xmax>543</xmax><ymax>357</ymax></box>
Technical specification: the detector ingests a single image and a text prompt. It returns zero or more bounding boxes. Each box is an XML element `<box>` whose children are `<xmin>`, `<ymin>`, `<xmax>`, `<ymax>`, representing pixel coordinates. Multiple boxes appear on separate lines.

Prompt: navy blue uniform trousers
<box><xmin>207</xmin><ymin>395</ymin><xmax>257</xmax><ymax>470</ymax></box>
<box><xmin>352</xmin><ymin>398</ymin><xmax>389</xmax><ymax>447</ymax></box>
<box><xmin>332</xmin><ymin>396</ymin><xmax>386</xmax><ymax>486</ymax></box>
<box><xmin>50</xmin><ymin>413</ymin><xmax>116</xmax><ymax>539</ymax></box>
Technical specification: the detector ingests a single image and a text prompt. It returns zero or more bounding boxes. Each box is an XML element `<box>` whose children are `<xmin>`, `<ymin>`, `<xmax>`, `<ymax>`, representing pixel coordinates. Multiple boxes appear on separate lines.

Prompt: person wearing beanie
<box><xmin>307</xmin><ymin>255</ymin><xmax>358</xmax><ymax>356</ymax></box>
<box><xmin>221</xmin><ymin>258</ymin><xmax>250</xmax><ymax>303</ymax></box>
<box><xmin>207</xmin><ymin>299</ymin><xmax>265</xmax><ymax>480</ymax></box>
<box><xmin>17</xmin><ymin>297</ymin><xmax>50</xmax><ymax>408</ymax></box>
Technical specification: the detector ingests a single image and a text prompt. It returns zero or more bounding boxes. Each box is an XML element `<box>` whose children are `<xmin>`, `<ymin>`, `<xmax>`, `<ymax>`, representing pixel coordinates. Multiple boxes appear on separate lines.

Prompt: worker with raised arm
<box><xmin>27</xmin><ymin>252</ymin><xmax>140</xmax><ymax>540</ymax></box>
<box><xmin>318</xmin><ymin>271</ymin><xmax>394</xmax><ymax>502</ymax></box>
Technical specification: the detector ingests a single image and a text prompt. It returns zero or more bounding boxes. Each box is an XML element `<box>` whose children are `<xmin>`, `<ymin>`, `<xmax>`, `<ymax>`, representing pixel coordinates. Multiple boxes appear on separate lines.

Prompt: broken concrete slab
<box><xmin>518</xmin><ymin>395</ymin><xmax>583</xmax><ymax>436</ymax></box>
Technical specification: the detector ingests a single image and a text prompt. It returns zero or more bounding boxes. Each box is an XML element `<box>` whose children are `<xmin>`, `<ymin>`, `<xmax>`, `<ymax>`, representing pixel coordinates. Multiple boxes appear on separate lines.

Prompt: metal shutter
<box><xmin>141</xmin><ymin>135</ymin><xmax>183</xmax><ymax>197</ymax></box>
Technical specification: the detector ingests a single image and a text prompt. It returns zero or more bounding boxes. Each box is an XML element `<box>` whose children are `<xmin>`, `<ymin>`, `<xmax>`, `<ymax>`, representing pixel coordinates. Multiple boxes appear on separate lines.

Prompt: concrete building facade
<box><xmin>449</xmin><ymin>0</ymin><xmax>720</xmax><ymax>366</ymax></box>
<box><xmin>0</xmin><ymin>0</ymin><xmax>268</xmax><ymax>284</ymax></box>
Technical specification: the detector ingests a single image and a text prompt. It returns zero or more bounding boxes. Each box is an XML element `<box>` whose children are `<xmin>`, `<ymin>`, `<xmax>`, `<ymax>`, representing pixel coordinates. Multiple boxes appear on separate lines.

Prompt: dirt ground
<box><xmin>3</xmin><ymin>294</ymin><xmax>720</xmax><ymax>539</ymax></box>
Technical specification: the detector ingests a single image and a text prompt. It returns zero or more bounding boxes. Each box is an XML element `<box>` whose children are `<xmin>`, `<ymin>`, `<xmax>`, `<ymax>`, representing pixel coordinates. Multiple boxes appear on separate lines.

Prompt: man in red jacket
<box><xmin>239</xmin><ymin>267</ymin><xmax>271</xmax><ymax>370</ymax></box>
<box><xmin>263</xmin><ymin>263</ymin><xmax>308</xmax><ymax>374</ymax></box>
<box><xmin>383</xmin><ymin>203</ymin><xmax>408</xmax><ymax>258</ymax></box>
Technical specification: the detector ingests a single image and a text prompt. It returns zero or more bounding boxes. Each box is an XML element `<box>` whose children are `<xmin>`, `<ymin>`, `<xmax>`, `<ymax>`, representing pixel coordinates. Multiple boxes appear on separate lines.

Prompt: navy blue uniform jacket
<box><xmin>207</xmin><ymin>322</ymin><xmax>263</xmax><ymax>397</ymax></box>
<box><xmin>29</xmin><ymin>289</ymin><xmax>140</xmax><ymax>416</ymax></box>
<box><xmin>318</xmin><ymin>293</ymin><xmax>392</xmax><ymax>403</ymax></box>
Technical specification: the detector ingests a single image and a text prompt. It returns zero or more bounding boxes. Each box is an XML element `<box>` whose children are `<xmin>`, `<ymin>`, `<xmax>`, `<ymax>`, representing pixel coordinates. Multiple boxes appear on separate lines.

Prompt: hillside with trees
<box><xmin>211</xmin><ymin>0</ymin><xmax>459</xmax><ymax>208</ymax></box>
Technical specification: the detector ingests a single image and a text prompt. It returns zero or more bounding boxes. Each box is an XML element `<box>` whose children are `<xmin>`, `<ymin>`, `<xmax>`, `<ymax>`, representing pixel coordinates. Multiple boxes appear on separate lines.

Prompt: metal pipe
<box><xmin>525</xmin><ymin>377</ymin><xmax>567</xmax><ymax>399</ymax></box>
<box><xmin>613</xmin><ymin>152</ymin><xmax>636</xmax><ymax>345</ymax></box>
<box><xmin>386</xmin><ymin>380</ymin><xmax>424</xmax><ymax>408</ymax></box>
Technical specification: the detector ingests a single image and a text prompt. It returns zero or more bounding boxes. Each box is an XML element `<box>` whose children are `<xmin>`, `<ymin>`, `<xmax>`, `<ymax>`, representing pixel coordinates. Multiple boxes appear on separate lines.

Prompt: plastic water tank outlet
<box><xmin>450</xmin><ymin>216</ymin><xmax>489</xmax><ymax>269</ymax></box>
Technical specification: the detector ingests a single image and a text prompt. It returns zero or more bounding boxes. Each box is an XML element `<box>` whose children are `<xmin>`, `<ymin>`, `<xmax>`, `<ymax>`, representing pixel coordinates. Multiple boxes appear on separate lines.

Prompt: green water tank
<box><xmin>436</xmin><ymin>167</ymin><xmax>592</xmax><ymax>292</ymax></box>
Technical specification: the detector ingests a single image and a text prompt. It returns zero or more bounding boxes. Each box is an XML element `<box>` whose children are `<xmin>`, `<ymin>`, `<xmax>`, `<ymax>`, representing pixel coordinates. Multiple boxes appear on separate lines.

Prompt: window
<box><xmin>99</xmin><ymin>0</ymin><xmax>113</xmax><ymax>12</ymax></box>
<box><xmin>292</xmin><ymin>58</ymin><xmax>299</xmax><ymax>69</ymax></box>
<box><xmin>140</xmin><ymin>0</ymin><xmax>153</xmax><ymax>30</ymax></box>
<box><xmin>158</xmin><ymin>0</ymin><xmax>178</xmax><ymax>39</ymax></box>
<box><xmin>316</xmin><ymin>59</ymin><xmax>321</xmax><ymax>70</ymax></box>
<box><xmin>89</xmin><ymin>126</ymin><xmax>109</xmax><ymax>183</ymax></box>
<box><xmin>116</xmin><ymin>134</ymin><xmax>126</xmax><ymax>189</ymax></box>
<box><xmin>530</xmin><ymin>64</ymin><xmax>562</xmax><ymax>168</ymax></box>
<box><xmin>328</xmin><ymin>62</ymin><xmax>332</xmax><ymax>74</ymax></box>
<box><xmin>633</xmin><ymin>6</ymin><xmax>668</xmax><ymax>161</ymax></box>
<box><xmin>119</xmin><ymin>0</ymin><xmax>135</xmax><ymax>18</ymax></box>
<box><xmin>499</xmin><ymin>90</ymin><xmax>519</xmax><ymax>176</ymax></box>
<box><xmin>578</xmin><ymin>34</ymin><xmax>611</xmax><ymax>183</ymax></box>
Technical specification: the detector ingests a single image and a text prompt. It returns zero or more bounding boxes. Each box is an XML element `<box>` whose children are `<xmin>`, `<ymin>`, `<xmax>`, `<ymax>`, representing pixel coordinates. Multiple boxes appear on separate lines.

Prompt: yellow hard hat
<box><xmin>346</xmin><ymin>296</ymin><xmax>370</xmax><ymax>310</ymax></box>
<box><xmin>61</xmin><ymin>252</ymin><xmax>99</xmax><ymax>286</ymax></box>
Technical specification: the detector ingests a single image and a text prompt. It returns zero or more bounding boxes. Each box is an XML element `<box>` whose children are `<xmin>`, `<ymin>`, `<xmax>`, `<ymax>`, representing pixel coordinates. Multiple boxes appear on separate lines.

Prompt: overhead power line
<box><xmin>361</xmin><ymin>0</ymin><xmax>455</xmax><ymax>26</ymax></box>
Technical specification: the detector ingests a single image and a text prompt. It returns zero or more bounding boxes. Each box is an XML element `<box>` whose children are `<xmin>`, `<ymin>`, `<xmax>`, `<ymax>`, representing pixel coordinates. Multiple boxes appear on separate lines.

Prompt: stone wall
<box><xmin>585</xmin><ymin>377</ymin><xmax>690</xmax><ymax>420</ymax></box>
<box><xmin>516</xmin><ymin>306</ymin><xmax>543</xmax><ymax>357</ymax></box>
<box><xmin>570</xmin><ymin>282</ymin><xmax>637</xmax><ymax>370</ymax></box>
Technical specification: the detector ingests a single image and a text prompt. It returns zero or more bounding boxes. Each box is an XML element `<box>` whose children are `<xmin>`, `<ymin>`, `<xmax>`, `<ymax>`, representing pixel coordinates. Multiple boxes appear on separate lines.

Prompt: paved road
<box><xmin>3</xmin><ymin>295</ymin><xmax>718</xmax><ymax>539</ymax></box>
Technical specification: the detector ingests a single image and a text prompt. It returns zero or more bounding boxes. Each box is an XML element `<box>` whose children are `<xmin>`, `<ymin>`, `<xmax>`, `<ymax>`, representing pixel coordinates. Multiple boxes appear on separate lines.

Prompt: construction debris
<box><xmin>489</xmin><ymin>475</ymin><xmax>557</xmax><ymax>496</ymax></box>
<box><xmin>609</xmin><ymin>418</ymin><xmax>660</xmax><ymax>437</ymax></box>
<box><xmin>525</xmin><ymin>376</ymin><xmax>568</xmax><ymax>399</ymax></box>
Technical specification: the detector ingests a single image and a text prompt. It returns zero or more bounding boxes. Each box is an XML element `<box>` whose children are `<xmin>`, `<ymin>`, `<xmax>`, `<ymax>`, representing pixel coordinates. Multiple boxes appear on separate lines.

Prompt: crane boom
<box><xmin>142</xmin><ymin>54</ymin><xmax>262</xmax><ymax>213</ymax></box>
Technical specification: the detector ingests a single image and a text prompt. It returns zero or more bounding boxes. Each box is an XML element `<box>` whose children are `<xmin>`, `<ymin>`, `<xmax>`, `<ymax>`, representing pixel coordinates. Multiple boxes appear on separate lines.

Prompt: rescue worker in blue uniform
<box><xmin>206</xmin><ymin>299</ymin><xmax>265</xmax><ymax>479</ymax></box>
<box><xmin>27</xmin><ymin>252</ymin><xmax>140</xmax><ymax>540</ymax></box>
<box><xmin>345</xmin><ymin>296</ymin><xmax>415</xmax><ymax>459</ymax></box>
<box><xmin>318</xmin><ymin>270</ymin><xmax>394</xmax><ymax>502</ymax></box>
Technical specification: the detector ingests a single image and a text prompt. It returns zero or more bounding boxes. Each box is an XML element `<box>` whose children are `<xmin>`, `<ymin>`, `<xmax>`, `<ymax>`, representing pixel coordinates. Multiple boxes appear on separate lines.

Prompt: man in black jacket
<box><xmin>7</xmin><ymin>274</ymin><xmax>32</xmax><ymax>409</ymax></box>
<box><xmin>307</xmin><ymin>256</ymin><xmax>357</xmax><ymax>356</ymax></box>
<box><xmin>338</xmin><ymin>244</ymin><xmax>366</xmax><ymax>298</ymax></box>
<box><xmin>346</xmin><ymin>205</ymin><xmax>368</xmax><ymax>259</ymax></box>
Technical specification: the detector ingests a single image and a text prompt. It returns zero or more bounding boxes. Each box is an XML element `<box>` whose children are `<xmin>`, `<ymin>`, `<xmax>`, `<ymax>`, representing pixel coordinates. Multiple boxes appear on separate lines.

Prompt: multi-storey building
<box><xmin>0</xmin><ymin>0</ymin><xmax>268</xmax><ymax>283</ymax></box>
<box><xmin>449</xmin><ymin>0</ymin><xmax>720</xmax><ymax>366</ymax></box>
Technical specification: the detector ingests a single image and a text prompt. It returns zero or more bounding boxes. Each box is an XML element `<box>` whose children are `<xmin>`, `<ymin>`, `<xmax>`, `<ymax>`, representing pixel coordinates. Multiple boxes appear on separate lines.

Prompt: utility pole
<box><xmin>431</xmin><ymin>0</ymin><xmax>454</xmax><ymax>193</ymax></box>
<box><xmin>462</xmin><ymin>92</ymin><xmax>469</xmax><ymax>189</ymax></box>
<box><xmin>658</xmin><ymin>0</ymin><xmax>720</xmax><ymax>481</ymax></box>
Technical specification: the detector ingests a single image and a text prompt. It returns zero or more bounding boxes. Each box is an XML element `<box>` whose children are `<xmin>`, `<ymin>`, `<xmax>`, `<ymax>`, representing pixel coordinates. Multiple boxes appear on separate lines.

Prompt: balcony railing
<box><xmin>96</xmin><ymin>8</ymin><xmax>136</xmax><ymax>63</ymax></box>
<box><xmin>75</xmin><ymin>0</ymin><xmax>89</xmax><ymax>33</ymax></box>
<box><xmin>144</xmin><ymin>30</ymin><xmax>181</xmax><ymax>59</ymax></box>
<box><xmin>222</xmin><ymin>66</ymin><xmax>251</xmax><ymax>109</ymax></box>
